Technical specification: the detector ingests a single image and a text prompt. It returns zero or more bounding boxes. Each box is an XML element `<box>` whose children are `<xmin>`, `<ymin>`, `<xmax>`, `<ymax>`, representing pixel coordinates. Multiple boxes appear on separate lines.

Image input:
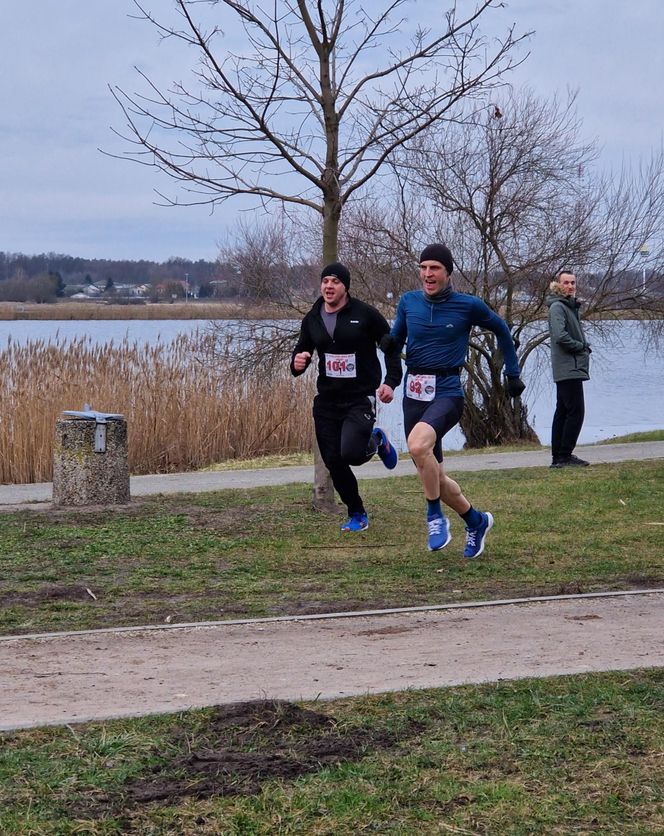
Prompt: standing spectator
<box><xmin>546</xmin><ymin>271</ymin><xmax>591</xmax><ymax>468</ymax></box>
<box><xmin>291</xmin><ymin>263</ymin><xmax>402</xmax><ymax>531</ymax></box>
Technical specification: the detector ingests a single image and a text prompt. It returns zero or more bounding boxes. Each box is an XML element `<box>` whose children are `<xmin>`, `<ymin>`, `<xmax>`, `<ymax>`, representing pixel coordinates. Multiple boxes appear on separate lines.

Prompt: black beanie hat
<box><xmin>419</xmin><ymin>244</ymin><xmax>454</xmax><ymax>276</ymax></box>
<box><xmin>320</xmin><ymin>262</ymin><xmax>351</xmax><ymax>291</ymax></box>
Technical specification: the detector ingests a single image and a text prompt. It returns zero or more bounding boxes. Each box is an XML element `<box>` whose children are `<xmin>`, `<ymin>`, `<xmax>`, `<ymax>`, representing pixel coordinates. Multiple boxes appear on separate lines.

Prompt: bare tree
<box><xmin>110</xmin><ymin>0</ymin><xmax>526</xmax><ymax>503</ymax></box>
<box><xmin>215</xmin><ymin>213</ymin><xmax>318</xmax><ymax>370</ymax></box>
<box><xmin>221</xmin><ymin>215</ymin><xmax>314</xmax><ymax>307</ymax></box>
<box><xmin>387</xmin><ymin>87</ymin><xmax>664</xmax><ymax>446</ymax></box>
<box><xmin>338</xmin><ymin>184</ymin><xmax>423</xmax><ymax>308</ymax></box>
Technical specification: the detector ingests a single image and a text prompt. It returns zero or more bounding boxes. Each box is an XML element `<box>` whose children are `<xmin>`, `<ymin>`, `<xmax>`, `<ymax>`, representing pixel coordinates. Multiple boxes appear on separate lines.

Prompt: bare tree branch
<box><xmin>107</xmin><ymin>0</ymin><xmax>527</xmax><ymax>245</ymax></box>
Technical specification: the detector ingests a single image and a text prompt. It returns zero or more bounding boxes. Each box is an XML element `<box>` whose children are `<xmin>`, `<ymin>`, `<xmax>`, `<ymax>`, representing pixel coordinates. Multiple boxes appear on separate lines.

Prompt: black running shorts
<box><xmin>403</xmin><ymin>395</ymin><xmax>464</xmax><ymax>462</ymax></box>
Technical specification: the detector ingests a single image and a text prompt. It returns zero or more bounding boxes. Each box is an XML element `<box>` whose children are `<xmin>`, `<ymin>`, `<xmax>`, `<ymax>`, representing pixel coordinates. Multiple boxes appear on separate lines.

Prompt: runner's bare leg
<box><xmin>407</xmin><ymin>422</ymin><xmax>471</xmax><ymax>514</ymax></box>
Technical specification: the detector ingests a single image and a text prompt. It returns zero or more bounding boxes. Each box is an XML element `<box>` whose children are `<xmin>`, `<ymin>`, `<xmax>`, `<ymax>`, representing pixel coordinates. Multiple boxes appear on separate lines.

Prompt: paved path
<box><xmin>1</xmin><ymin>441</ymin><xmax>662</xmax><ymax>507</ymax></box>
<box><xmin>2</xmin><ymin>591</ymin><xmax>662</xmax><ymax>731</ymax></box>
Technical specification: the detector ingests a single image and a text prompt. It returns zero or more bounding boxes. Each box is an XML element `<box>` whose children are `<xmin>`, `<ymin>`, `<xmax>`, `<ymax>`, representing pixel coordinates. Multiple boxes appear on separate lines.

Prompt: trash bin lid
<box><xmin>62</xmin><ymin>409</ymin><xmax>124</xmax><ymax>423</ymax></box>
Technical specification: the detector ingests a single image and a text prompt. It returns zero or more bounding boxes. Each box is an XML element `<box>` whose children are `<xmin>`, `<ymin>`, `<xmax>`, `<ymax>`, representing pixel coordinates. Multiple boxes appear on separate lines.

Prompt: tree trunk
<box><xmin>312</xmin><ymin>433</ymin><xmax>337</xmax><ymax>513</ymax></box>
<box><xmin>459</xmin><ymin>389</ymin><xmax>540</xmax><ymax>447</ymax></box>
<box><xmin>312</xmin><ymin>186</ymin><xmax>343</xmax><ymax>511</ymax></box>
<box><xmin>321</xmin><ymin>189</ymin><xmax>341</xmax><ymax>264</ymax></box>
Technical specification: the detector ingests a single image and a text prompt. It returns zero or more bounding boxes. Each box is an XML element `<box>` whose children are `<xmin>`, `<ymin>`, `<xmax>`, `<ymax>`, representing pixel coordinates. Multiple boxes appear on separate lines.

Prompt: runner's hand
<box><xmin>293</xmin><ymin>351</ymin><xmax>312</xmax><ymax>371</ymax></box>
<box><xmin>377</xmin><ymin>383</ymin><xmax>394</xmax><ymax>404</ymax></box>
<box><xmin>505</xmin><ymin>376</ymin><xmax>526</xmax><ymax>398</ymax></box>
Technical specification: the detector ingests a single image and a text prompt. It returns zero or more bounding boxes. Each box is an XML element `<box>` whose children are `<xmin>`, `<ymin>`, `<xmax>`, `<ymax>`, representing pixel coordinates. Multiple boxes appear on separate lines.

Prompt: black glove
<box><xmin>506</xmin><ymin>376</ymin><xmax>526</xmax><ymax>398</ymax></box>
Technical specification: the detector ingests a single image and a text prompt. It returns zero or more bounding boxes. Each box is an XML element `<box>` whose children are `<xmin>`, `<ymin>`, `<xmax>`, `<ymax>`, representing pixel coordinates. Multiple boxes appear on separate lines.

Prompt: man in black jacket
<box><xmin>291</xmin><ymin>262</ymin><xmax>403</xmax><ymax>531</ymax></box>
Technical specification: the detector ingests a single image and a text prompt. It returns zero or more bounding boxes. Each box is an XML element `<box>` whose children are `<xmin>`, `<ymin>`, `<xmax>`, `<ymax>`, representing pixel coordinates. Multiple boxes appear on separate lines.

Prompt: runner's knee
<box><xmin>408</xmin><ymin>430</ymin><xmax>435</xmax><ymax>461</ymax></box>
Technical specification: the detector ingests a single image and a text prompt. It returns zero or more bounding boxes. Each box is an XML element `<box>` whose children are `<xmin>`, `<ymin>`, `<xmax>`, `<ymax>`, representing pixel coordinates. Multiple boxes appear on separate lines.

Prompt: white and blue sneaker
<box><xmin>427</xmin><ymin>514</ymin><xmax>451</xmax><ymax>551</ymax></box>
<box><xmin>463</xmin><ymin>512</ymin><xmax>494</xmax><ymax>559</ymax></box>
<box><xmin>341</xmin><ymin>512</ymin><xmax>369</xmax><ymax>532</ymax></box>
<box><xmin>372</xmin><ymin>427</ymin><xmax>398</xmax><ymax>470</ymax></box>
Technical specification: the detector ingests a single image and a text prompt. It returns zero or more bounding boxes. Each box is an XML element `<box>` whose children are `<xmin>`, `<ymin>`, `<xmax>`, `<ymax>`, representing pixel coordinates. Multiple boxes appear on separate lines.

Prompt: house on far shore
<box><xmin>65</xmin><ymin>284</ymin><xmax>102</xmax><ymax>299</ymax></box>
<box><xmin>65</xmin><ymin>281</ymin><xmax>152</xmax><ymax>301</ymax></box>
<box><xmin>152</xmin><ymin>279</ymin><xmax>199</xmax><ymax>300</ymax></box>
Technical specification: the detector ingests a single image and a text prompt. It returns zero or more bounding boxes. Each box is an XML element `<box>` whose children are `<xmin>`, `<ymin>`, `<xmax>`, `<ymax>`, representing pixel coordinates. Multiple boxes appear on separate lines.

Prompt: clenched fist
<box><xmin>293</xmin><ymin>351</ymin><xmax>312</xmax><ymax>372</ymax></box>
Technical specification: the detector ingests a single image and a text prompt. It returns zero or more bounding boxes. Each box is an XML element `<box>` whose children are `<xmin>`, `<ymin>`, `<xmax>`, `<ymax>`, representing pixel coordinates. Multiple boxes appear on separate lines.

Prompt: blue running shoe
<box><xmin>463</xmin><ymin>511</ymin><xmax>494</xmax><ymax>559</ymax></box>
<box><xmin>372</xmin><ymin>427</ymin><xmax>398</xmax><ymax>470</ymax></box>
<box><xmin>341</xmin><ymin>512</ymin><xmax>369</xmax><ymax>532</ymax></box>
<box><xmin>427</xmin><ymin>514</ymin><xmax>451</xmax><ymax>551</ymax></box>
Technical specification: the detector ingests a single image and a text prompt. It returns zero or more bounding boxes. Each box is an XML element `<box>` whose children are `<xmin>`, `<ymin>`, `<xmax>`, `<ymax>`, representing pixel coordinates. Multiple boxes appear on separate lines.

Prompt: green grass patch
<box><xmin>598</xmin><ymin>429</ymin><xmax>664</xmax><ymax>444</ymax></box>
<box><xmin>203</xmin><ymin>451</ymin><xmax>315</xmax><ymax>470</ymax></box>
<box><xmin>1</xmin><ymin>669</ymin><xmax>662</xmax><ymax>833</ymax></box>
<box><xmin>0</xmin><ymin>460</ymin><xmax>662</xmax><ymax>636</ymax></box>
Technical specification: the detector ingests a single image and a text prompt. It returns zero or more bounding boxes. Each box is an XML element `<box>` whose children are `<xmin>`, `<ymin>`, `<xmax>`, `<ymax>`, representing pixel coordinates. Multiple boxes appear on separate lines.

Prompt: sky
<box><xmin>2</xmin><ymin>0</ymin><xmax>663</xmax><ymax>263</ymax></box>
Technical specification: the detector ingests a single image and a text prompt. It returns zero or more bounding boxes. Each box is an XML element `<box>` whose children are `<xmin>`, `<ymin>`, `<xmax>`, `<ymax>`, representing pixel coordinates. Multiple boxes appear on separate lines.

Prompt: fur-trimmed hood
<box><xmin>545</xmin><ymin>282</ymin><xmax>581</xmax><ymax>312</ymax></box>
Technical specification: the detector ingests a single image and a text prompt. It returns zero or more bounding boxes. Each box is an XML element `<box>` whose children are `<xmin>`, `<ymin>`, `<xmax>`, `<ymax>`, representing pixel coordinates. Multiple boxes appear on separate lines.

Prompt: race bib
<box><xmin>406</xmin><ymin>373</ymin><xmax>436</xmax><ymax>402</ymax></box>
<box><xmin>325</xmin><ymin>352</ymin><xmax>357</xmax><ymax>378</ymax></box>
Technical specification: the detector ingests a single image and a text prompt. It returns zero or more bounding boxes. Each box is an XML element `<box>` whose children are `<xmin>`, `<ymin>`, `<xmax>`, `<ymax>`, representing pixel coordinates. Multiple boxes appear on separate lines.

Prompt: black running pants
<box><xmin>313</xmin><ymin>395</ymin><xmax>376</xmax><ymax>515</ymax></box>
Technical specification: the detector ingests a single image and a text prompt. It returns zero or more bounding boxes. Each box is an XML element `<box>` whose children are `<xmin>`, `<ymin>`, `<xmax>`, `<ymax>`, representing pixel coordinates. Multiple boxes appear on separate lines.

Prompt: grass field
<box><xmin>1</xmin><ymin>670</ymin><xmax>662</xmax><ymax>833</ymax></box>
<box><xmin>0</xmin><ymin>459</ymin><xmax>662</xmax><ymax>636</ymax></box>
<box><xmin>1</xmin><ymin>456</ymin><xmax>662</xmax><ymax>833</ymax></box>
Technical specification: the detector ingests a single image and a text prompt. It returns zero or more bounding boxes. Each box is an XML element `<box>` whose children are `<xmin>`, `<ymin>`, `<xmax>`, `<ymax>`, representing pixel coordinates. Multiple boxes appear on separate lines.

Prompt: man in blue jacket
<box><xmin>291</xmin><ymin>262</ymin><xmax>402</xmax><ymax>532</ymax></box>
<box><xmin>391</xmin><ymin>244</ymin><xmax>525</xmax><ymax>557</ymax></box>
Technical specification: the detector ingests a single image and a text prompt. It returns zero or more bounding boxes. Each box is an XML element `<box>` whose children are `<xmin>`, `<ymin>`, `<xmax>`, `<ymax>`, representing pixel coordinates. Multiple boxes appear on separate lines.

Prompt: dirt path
<box><xmin>2</xmin><ymin>591</ymin><xmax>662</xmax><ymax>731</ymax></box>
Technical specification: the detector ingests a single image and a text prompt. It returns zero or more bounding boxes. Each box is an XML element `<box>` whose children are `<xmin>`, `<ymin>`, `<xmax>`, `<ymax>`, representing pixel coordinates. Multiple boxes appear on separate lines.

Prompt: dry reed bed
<box><xmin>0</xmin><ymin>334</ymin><xmax>314</xmax><ymax>484</ymax></box>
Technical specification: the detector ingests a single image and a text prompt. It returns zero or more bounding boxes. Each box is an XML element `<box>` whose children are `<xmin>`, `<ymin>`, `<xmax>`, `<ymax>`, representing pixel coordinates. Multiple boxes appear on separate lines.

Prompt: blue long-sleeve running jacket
<box><xmin>391</xmin><ymin>289</ymin><xmax>520</xmax><ymax>398</ymax></box>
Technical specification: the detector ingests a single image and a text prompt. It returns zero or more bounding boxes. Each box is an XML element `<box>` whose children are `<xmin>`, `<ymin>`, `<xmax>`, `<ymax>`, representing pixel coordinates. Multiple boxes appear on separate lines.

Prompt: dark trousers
<box><xmin>551</xmin><ymin>379</ymin><xmax>585</xmax><ymax>460</ymax></box>
<box><xmin>313</xmin><ymin>395</ymin><xmax>376</xmax><ymax>515</ymax></box>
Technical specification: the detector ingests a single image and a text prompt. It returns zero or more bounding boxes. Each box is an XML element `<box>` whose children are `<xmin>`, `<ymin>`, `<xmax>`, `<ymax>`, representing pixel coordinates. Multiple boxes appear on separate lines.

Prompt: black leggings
<box><xmin>313</xmin><ymin>395</ymin><xmax>376</xmax><ymax>515</ymax></box>
<box><xmin>551</xmin><ymin>379</ymin><xmax>585</xmax><ymax>459</ymax></box>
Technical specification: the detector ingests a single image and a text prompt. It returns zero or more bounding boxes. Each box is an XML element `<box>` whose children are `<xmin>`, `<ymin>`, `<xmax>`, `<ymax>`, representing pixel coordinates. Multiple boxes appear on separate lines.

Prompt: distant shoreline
<box><xmin>0</xmin><ymin>300</ymin><xmax>655</xmax><ymax>322</ymax></box>
<box><xmin>0</xmin><ymin>300</ymin><xmax>297</xmax><ymax>321</ymax></box>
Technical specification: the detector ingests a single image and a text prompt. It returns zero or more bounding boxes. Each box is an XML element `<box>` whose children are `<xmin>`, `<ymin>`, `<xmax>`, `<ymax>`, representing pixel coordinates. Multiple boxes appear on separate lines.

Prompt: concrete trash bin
<box><xmin>53</xmin><ymin>407</ymin><xmax>130</xmax><ymax>506</ymax></box>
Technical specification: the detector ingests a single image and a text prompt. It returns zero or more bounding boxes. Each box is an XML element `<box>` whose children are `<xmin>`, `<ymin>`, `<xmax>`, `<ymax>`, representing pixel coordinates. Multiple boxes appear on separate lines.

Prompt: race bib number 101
<box><xmin>406</xmin><ymin>373</ymin><xmax>436</xmax><ymax>401</ymax></box>
<box><xmin>325</xmin><ymin>353</ymin><xmax>357</xmax><ymax>378</ymax></box>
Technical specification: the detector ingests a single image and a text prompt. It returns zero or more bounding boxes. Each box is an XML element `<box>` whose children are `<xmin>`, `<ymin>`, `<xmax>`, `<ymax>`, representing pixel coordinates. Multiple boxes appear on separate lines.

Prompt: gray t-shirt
<box><xmin>321</xmin><ymin>308</ymin><xmax>338</xmax><ymax>339</ymax></box>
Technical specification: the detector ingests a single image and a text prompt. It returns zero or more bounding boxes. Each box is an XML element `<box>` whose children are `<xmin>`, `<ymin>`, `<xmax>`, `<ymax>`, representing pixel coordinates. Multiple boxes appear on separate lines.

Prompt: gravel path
<box><xmin>2</xmin><ymin>591</ymin><xmax>662</xmax><ymax>731</ymax></box>
<box><xmin>0</xmin><ymin>441</ymin><xmax>662</xmax><ymax>505</ymax></box>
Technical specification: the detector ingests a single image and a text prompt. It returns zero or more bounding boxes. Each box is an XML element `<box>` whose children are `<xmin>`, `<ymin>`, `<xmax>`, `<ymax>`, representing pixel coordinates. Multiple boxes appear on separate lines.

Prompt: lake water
<box><xmin>0</xmin><ymin>319</ymin><xmax>203</xmax><ymax>348</ymax></box>
<box><xmin>1</xmin><ymin>319</ymin><xmax>661</xmax><ymax>452</ymax></box>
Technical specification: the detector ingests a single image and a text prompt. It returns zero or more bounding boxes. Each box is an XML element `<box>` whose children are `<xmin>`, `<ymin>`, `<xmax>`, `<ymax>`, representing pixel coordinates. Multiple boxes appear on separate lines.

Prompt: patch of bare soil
<box><xmin>13</xmin><ymin>498</ymin><xmax>157</xmax><ymax>520</ymax></box>
<box><xmin>97</xmin><ymin>700</ymin><xmax>422</xmax><ymax>812</ymax></box>
<box><xmin>0</xmin><ymin>584</ymin><xmax>97</xmax><ymax>607</ymax></box>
